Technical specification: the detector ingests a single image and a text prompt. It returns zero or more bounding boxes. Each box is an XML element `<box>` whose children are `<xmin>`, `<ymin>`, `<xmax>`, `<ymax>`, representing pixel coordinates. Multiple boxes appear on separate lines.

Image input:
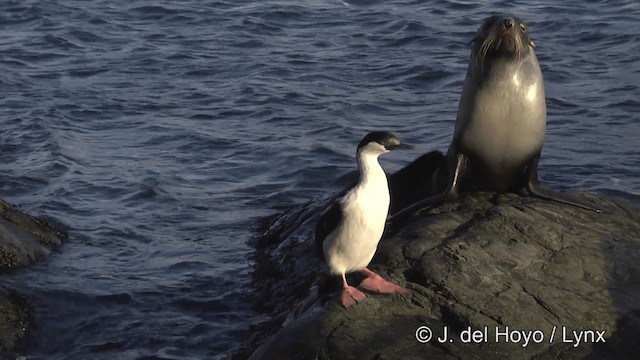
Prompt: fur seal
<box><xmin>392</xmin><ymin>14</ymin><xmax>608</xmax><ymax>220</ymax></box>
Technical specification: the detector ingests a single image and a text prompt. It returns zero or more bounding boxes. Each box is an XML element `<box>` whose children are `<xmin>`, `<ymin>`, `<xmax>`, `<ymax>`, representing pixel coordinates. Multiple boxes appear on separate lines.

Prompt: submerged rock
<box><xmin>0</xmin><ymin>199</ymin><xmax>67</xmax><ymax>269</ymax></box>
<box><xmin>0</xmin><ymin>199</ymin><xmax>68</xmax><ymax>352</ymax></box>
<box><xmin>243</xmin><ymin>156</ymin><xmax>640</xmax><ymax>360</ymax></box>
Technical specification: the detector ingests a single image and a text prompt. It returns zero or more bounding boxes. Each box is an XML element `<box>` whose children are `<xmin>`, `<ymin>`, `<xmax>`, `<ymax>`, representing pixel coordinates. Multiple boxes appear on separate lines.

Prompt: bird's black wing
<box><xmin>314</xmin><ymin>200</ymin><xmax>343</xmax><ymax>262</ymax></box>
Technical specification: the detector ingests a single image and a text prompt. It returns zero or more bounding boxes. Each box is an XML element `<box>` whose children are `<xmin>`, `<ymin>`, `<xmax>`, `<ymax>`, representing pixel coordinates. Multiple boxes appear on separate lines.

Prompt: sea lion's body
<box><xmin>392</xmin><ymin>15</ymin><xmax>606</xmax><ymax>220</ymax></box>
<box><xmin>449</xmin><ymin>15</ymin><xmax>546</xmax><ymax>192</ymax></box>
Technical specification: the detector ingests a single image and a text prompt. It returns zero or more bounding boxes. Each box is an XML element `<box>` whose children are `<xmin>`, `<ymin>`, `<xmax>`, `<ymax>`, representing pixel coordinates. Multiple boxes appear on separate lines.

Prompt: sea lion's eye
<box><xmin>520</xmin><ymin>24</ymin><xmax>527</xmax><ymax>33</ymax></box>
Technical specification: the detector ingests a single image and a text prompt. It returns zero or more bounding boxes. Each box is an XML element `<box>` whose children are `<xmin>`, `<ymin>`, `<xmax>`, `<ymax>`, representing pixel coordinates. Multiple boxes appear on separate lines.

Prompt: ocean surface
<box><xmin>0</xmin><ymin>1</ymin><xmax>638</xmax><ymax>359</ymax></box>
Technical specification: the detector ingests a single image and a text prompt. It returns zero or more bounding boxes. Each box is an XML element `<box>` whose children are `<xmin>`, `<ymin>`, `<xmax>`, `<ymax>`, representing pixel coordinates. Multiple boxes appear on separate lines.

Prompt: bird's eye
<box><xmin>520</xmin><ymin>24</ymin><xmax>527</xmax><ymax>32</ymax></box>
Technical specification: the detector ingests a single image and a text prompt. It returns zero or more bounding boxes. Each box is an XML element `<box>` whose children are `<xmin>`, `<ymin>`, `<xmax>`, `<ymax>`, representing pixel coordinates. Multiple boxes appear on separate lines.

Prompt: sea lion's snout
<box><xmin>503</xmin><ymin>18</ymin><xmax>514</xmax><ymax>29</ymax></box>
<box><xmin>473</xmin><ymin>15</ymin><xmax>529</xmax><ymax>64</ymax></box>
<box><xmin>499</xmin><ymin>18</ymin><xmax>519</xmax><ymax>39</ymax></box>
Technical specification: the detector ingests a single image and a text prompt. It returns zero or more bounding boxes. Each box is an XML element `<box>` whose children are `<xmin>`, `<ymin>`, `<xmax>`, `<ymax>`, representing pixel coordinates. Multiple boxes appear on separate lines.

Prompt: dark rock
<box><xmin>243</xmin><ymin>160</ymin><xmax>640</xmax><ymax>360</ymax></box>
<box><xmin>0</xmin><ymin>199</ymin><xmax>67</xmax><ymax>270</ymax></box>
<box><xmin>388</xmin><ymin>150</ymin><xmax>445</xmax><ymax>214</ymax></box>
<box><xmin>0</xmin><ymin>199</ymin><xmax>68</xmax><ymax>353</ymax></box>
<box><xmin>0</xmin><ymin>288</ymin><xmax>31</xmax><ymax>353</ymax></box>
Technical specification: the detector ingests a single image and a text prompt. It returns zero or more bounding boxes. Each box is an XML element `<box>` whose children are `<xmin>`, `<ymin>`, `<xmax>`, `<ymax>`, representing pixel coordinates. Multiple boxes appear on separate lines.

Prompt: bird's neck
<box><xmin>356</xmin><ymin>151</ymin><xmax>387</xmax><ymax>189</ymax></box>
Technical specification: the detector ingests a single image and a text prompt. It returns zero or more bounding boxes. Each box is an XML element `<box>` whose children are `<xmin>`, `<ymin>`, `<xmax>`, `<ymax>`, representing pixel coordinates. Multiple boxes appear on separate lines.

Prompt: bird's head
<box><xmin>357</xmin><ymin>131</ymin><xmax>413</xmax><ymax>156</ymax></box>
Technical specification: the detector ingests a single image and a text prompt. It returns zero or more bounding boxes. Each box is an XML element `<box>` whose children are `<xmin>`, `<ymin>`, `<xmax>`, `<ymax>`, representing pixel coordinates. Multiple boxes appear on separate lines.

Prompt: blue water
<box><xmin>0</xmin><ymin>1</ymin><xmax>638</xmax><ymax>359</ymax></box>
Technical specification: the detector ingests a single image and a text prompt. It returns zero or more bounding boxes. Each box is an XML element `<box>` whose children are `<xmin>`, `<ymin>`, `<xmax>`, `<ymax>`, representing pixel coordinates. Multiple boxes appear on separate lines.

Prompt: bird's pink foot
<box><xmin>341</xmin><ymin>285</ymin><xmax>367</xmax><ymax>308</ymax></box>
<box><xmin>360</xmin><ymin>268</ymin><xmax>409</xmax><ymax>294</ymax></box>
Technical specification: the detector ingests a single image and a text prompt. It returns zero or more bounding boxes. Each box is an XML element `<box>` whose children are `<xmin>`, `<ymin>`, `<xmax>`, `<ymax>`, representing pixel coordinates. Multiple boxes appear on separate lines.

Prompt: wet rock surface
<box><xmin>0</xmin><ymin>199</ymin><xmax>67</xmax><ymax>353</ymax></box>
<box><xmin>0</xmin><ymin>288</ymin><xmax>31</xmax><ymax>353</ymax></box>
<box><xmin>242</xmin><ymin>161</ymin><xmax>640</xmax><ymax>360</ymax></box>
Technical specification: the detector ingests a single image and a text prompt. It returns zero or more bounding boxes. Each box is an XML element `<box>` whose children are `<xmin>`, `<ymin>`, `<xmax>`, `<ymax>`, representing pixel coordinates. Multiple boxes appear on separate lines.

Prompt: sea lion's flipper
<box><xmin>525</xmin><ymin>155</ymin><xmax>613</xmax><ymax>213</ymax></box>
<box><xmin>388</xmin><ymin>153</ymin><xmax>465</xmax><ymax>226</ymax></box>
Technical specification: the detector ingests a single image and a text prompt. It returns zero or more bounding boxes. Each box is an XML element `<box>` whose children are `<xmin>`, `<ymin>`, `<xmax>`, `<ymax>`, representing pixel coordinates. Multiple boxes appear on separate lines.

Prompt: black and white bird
<box><xmin>315</xmin><ymin>131</ymin><xmax>412</xmax><ymax>308</ymax></box>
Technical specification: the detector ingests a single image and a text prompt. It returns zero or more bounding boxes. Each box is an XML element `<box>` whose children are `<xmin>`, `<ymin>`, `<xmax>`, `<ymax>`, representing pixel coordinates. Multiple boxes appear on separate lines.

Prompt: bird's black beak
<box><xmin>390</xmin><ymin>143</ymin><xmax>414</xmax><ymax>150</ymax></box>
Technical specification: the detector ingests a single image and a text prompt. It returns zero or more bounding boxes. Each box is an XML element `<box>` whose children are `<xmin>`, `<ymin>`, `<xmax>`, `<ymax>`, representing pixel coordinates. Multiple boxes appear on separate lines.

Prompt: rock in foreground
<box><xmin>246</xmin><ymin>184</ymin><xmax>640</xmax><ymax>359</ymax></box>
<box><xmin>0</xmin><ymin>199</ymin><xmax>68</xmax><ymax>352</ymax></box>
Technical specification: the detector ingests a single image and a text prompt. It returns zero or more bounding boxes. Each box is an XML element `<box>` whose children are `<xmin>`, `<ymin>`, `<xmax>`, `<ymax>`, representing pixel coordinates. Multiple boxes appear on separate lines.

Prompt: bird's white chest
<box><xmin>344</xmin><ymin>182</ymin><xmax>390</xmax><ymax>238</ymax></box>
<box><xmin>324</xmin><ymin>175</ymin><xmax>390</xmax><ymax>274</ymax></box>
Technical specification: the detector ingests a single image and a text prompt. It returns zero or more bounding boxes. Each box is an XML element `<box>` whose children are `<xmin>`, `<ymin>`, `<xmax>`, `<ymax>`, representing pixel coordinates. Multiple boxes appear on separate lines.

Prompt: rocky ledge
<box><xmin>0</xmin><ymin>199</ymin><xmax>67</xmax><ymax>352</ymax></box>
<box><xmin>242</xmin><ymin>155</ymin><xmax>640</xmax><ymax>360</ymax></box>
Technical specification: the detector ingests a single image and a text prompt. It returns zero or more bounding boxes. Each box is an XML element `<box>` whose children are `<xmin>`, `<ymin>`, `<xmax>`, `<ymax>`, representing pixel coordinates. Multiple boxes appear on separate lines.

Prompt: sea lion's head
<box><xmin>471</xmin><ymin>15</ymin><xmax>535</xmax><ymax>65</ymax></box>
